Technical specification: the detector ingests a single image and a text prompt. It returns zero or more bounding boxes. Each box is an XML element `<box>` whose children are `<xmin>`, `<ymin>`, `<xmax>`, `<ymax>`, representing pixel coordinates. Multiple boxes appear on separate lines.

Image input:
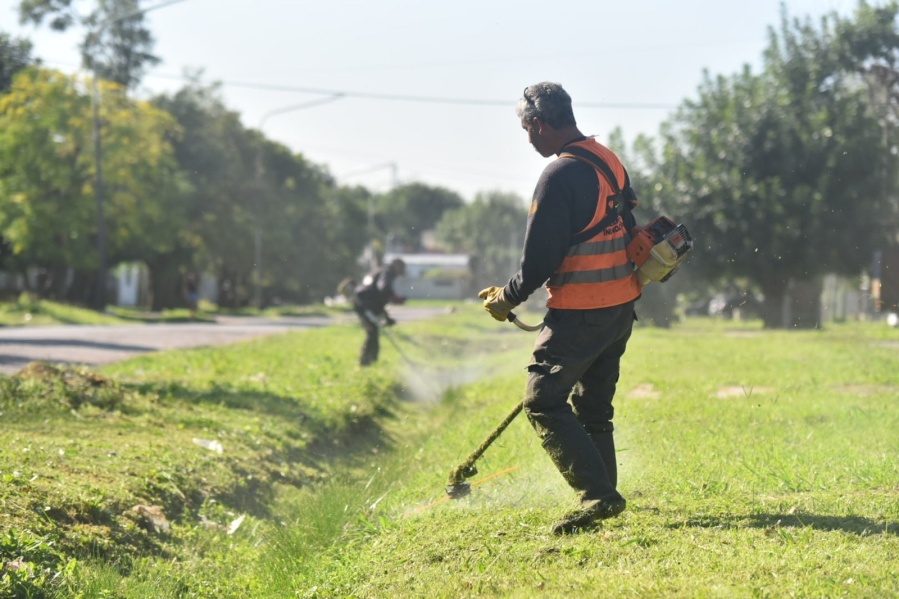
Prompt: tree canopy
<box><xmin>0</xmin><ymin>32</ymin><xmax>36</xmax><ymax>93</ymax></box>
<box><xmin>18</xmin><ymin>0</ymin><xmax>160</xmax><ymax>89</ymax></box>
<box><xmin>631</xmin><ymin>2</ymin><xmax>899</xmax><ymax>327</ymax></box>
<box><xmin>0</xmin><ymin>68</ymin><xmax>184</xmax><ymax>300</ymax></box>
<box><xmin>375</xmin><ymin>182</ymin><xmax>466</xmax><ymax>252</ymax></box>
<box><xmin>151</xmin><ymin>80</ymin><xmax>371</xmax><ymax>308</ymax></box>
<box><xmin>434</xmin><ymin>190</ymin><xmax>527</xmax><ymax>290</ymax></box>
<box><xmin>4</xmin><ymin>1</ymin><xmax>899</xmax><ymax>323</ymax></box>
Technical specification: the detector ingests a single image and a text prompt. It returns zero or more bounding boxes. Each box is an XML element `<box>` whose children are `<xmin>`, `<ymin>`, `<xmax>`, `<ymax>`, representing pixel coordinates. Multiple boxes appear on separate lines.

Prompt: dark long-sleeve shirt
<box><xmin>504</xmin><ymin>145</ymin><xmax>636</xmax><ymax>306</ymax></box>
<box><xmin>354</xmin><ymin>268</ymin><xmax>400</xmax><ymax>314</ymax></box>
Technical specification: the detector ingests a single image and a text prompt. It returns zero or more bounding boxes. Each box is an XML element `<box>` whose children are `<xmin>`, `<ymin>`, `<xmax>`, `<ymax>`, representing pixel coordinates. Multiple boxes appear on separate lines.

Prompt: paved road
<box><xmin>0</xmin><ymin>306</ymin><xmax>448</xmax><ymax>375</ymax></box>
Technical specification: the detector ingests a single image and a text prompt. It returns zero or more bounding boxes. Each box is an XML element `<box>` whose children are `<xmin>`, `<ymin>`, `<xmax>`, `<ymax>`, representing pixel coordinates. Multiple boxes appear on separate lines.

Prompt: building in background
<box><xmin>383</xmin><ymin>253</ymin><xmax>471</xmax><ymax>300</ymax></box>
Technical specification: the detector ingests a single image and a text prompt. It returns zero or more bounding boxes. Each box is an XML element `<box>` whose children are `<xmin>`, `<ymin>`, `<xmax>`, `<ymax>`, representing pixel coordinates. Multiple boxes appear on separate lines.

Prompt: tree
<box><xmin>18</xmin><ymin>0</ymin><xmax>165</xmax><ymax>309</ymax></box>
<box><xmin>322</xmin><ymin>184</ymin><xmax>373</xmax><ymax>281</ymax></box>
<box><xmin>252</xmin><ymin>136</ymin><xmax>346</xmax><ymax>304</ymax></box>
<box><xmin>18</xmin><ymin>0</ymin><xmax>159</xmax><ymax>89</ymax></box>
<box><xmin>0</xmin><ymin>68</ymin><xmax>94</xmax><ymax>295</ymax></box>
<box><xmin>830</xmin><ymin>1</ymin><xmax>899</xmax><ymax>238</ymax></box>
<box><xmin>18</xmin><ymin>0</ymin><xmax>78</xmax><ymax>31</ymax></box>
<box><xmin>652</xmin><ymin>7</ymin><xmax>896</xmax><ymax>328</ymax></box>
<box><xmin>81</xmin><ymin>0</ymin><xmax>160</xmax><ymax>89</ymax></box>
<box><xmin>153</xmin><ymin>80</ymin><xmax>363</xmax><ymax>308</ymax></box>
<box><xmin>832</xmin><ymin>1</ymin><xmax>899</xmax><ymax>115</ymax></box>
<box><xmin>151</xmin><ymin>81</ymin><xmax>257</xmax><ymax>309</ymax></box>
<box><xmin>375</xmin><ymin>182</ymin><xmax>465</xmax><ymax>251</ymax></box>
<box><xmin>0</xmin><ymin>32</ymin><xmax>37</xmax><ymax>273</ymax></box>
<box><xmin>0</xmin><ymin>67</ymin><xmax>185</xmax><ymax>302</ymax></box>
<box><xmin>0</xmin><ymin>32</ymin><xmax>36</xmax><ymax>94</ymax></box>
<box><xmin>434</xmin><ymin>190</ymin><xmax>528</xmax><ymax>291</ymax></box>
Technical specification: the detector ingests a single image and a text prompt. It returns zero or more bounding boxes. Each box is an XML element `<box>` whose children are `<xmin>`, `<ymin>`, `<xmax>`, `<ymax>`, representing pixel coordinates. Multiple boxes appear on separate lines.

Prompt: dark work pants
<box><xmin>523</xmin><ymin>301</ymin><xmax>635</xmax><ymax>504</ymax></box>
<box><xmin>354</xmin><ymin>305</ymin><xmax>380</xmax><ymax>366</ymax></box>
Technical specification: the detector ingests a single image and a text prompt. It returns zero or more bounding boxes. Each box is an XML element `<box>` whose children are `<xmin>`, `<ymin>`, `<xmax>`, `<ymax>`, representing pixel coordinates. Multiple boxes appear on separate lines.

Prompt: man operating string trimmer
<box><xmin>477</xmin><ymin>82</ymin><xmax>644</xmax><ymax>535</ymax></box>
<box><xmin>351</xmin><ymin>258</ymin><xmax>406</xmax><ymax>367</ymax></box>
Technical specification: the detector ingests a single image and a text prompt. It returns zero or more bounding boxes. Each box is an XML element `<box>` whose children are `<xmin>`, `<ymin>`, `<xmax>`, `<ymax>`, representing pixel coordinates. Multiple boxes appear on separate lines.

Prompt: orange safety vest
<box><xmin>546</xmin><ymin>139</ymin><xmax>642</xmax><ymax>309</ymax></box>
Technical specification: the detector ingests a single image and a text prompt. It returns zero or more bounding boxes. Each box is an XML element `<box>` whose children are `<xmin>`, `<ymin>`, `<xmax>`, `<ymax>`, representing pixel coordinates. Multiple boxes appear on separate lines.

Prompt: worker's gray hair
<box><xmin>516</xmin><ymin>82</ymin><xmax>576</xmax><ymax>128</ymax></box>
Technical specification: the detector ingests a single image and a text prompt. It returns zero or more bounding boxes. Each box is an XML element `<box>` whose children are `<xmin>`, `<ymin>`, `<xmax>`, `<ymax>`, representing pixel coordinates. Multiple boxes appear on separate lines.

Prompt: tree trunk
<box><xmin>760</xmin><ymin>276</ymin><xmax>822</xmax><ymax>329</ymax></box>
<box><xmin>784</xmin><ymin>277</ymin><xmax>822</xmax><ymax>329</ymax></box>
<box><xmin>64</xmin><ymin>269</ymin><xmax>96</xmax><ymax>307</ymax></box>
<box><xmin>19</xmin><ymin>266</ymin><xmax>32</xmax><ymax>293</ymax></box>
<box><xmin>147</xmin><ymin>254</ymin><xmax>186</xmax><ymax>312</ymax></box>
<box><xmin>759</xmin><ymin>276</ymin><xmax>788</xmax><ymax>329</ymax></box>
<box><xmin>216</xmin><ymin>265</ymin><xmax>242</xmax><ymax>309</ymax></box>
<box><xmin>637</xmin><ymin>278</ymin><xmax>678</xmax><ymax>328</ymax></box>
<box><xmin>42</xmin><ymin>265</ymin><xmax>70</xmax><ymax>300</ymax></box>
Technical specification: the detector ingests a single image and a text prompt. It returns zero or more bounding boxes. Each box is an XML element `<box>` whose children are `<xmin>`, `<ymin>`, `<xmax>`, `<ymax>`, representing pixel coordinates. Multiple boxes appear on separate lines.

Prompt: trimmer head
<box><xmin>445</xmin><ymin>464</ymin><xmax>478</xmax><ymax>499</ymax></box>
<box><xmin>443</xmin><ymin>402</ymin><xmax>523</xmax><ymax>501</ymax></box>
<box><xmin>445</xmin><ymin>482</ymin><xmax>471</xmax><ymax>499</ymax></box>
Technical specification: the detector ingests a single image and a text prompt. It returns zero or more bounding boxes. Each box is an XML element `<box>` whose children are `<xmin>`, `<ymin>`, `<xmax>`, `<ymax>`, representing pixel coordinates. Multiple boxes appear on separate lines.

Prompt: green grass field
<box><xmin>0</xmin><ymin>296</ymin><xmax>386</xmax><ymax>328</ymax></box>
<box><xmin>1</xmin><ymin>304</ymin><xmax>896</xmax><ymax>598</ymax></box>
<box><xmin>0</xmin><ymin>296</ymin><xmax>132</xmax><ymax>326</ymax></box>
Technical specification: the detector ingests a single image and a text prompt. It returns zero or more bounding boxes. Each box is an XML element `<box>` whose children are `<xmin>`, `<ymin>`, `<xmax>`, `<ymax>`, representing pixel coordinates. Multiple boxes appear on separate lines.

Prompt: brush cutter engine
<box><xmin>627</xmin><ymin>216</ymin><xmax>693</xmax><ymax>285</ymax></box>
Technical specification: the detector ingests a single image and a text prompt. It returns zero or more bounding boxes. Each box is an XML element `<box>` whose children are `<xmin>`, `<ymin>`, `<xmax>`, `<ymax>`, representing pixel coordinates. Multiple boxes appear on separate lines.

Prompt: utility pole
<box><xmin>90</xmin><ymin>71</ymin><xmax>107</xmax><ymax>310</ymax></box>
<box><xmin>341</xmin><ymin>162</ymin><xmax>398</xmax><ymax>268</ymax></box>
<box><xmin>87</xmin><ymin>0</ymin><xmax>190</xmax><ymax>311</ymax></box>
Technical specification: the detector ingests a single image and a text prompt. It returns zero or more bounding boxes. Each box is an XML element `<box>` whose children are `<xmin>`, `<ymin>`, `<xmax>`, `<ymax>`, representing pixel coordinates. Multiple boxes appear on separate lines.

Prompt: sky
<box><xmin>0</xmin><ymin>0</ymin><xmax>871</xmax><ymax>202</ymax></box>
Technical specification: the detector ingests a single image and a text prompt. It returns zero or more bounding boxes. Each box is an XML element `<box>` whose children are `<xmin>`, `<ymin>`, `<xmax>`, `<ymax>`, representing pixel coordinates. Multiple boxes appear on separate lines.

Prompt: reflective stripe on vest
<box><xmin>546</xmin><ymin>139</ymin><xmax>642</xmax><ymax>309</ymax></box>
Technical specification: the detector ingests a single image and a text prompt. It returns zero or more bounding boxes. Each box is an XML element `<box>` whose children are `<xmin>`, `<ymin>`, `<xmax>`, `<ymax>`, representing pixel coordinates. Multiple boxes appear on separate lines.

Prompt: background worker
<box><xmin>478</xmin><ymin>82</ymin><xmax>642</xmax><ymax>534</ymax></box>
<box><xmin>352</xmin><ymin>258</ymin><xmax>407</xmax><ymax>367</ymax></box>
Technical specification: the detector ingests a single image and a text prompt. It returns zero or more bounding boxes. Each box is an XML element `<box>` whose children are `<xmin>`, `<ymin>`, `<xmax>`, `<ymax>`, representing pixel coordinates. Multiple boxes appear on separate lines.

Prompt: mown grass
<box><xmin>1</xmin><ymin>304</ymin><xmax>897</xmax><ymax>597</ymax></box>
<box><xmin>0</xmin><ymin>303</ymin><xmax>509</xmax><ymax>597</ymax></box>
<box><xmin>254</xmin><ymin>317</ymin><xmax>899</xmax><ymax>598</ymax></box>
<box><xmin>0</xmin><ymin>325</ymin><xmax>399</xmax><ymax>597</ymax></box>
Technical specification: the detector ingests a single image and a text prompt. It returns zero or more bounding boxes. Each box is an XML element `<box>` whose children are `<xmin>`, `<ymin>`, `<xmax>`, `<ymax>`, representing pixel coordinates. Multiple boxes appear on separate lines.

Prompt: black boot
<box><xmin>588</xmin><ymin>431</ymin><xmax>617</xmax><ymax>489</ymax></box>
<box><xmin>528</xmin><ymin>411</ymin><xmax>624</xmax><ymax>534</ymax></box>
<box><xmin>551</xmin><ymin>497</ymin><xmax>626</xmax><ymax>535</ymax></box>
<box><xmin>548</xmin><ymin>430</ymin><xmax>625</xmax><ymax>534</ymax></box>
<box><xmin>359</xmin><ymin>330</ymin><xmax>379</xmax><ymax>366</ymax></box>
<box><xmin>536</xmin><ymin>425</ymin><xmax>620</xmax><ymax>504</ymax></box>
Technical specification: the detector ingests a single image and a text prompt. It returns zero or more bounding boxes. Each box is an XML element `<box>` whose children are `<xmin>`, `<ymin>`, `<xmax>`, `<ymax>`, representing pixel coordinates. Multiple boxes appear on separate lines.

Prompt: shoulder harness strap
<box><xmin>559</xmin><ymin>145</ymin><xmax>639</xmax><ymax>246</ymax></box>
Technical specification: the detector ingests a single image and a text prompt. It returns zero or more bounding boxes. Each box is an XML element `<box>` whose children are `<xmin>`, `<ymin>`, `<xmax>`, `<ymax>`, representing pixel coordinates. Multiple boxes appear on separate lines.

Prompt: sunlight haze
<box><xmin>1</xmin><ymin>0</ymin><xmax>863</xmax><ymax>201</ymax></box>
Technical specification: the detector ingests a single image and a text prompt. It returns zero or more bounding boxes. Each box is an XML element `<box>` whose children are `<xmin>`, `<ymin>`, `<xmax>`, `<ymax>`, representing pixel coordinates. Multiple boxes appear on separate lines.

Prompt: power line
<box><xmin>36</xmin><ymin>59</ymin><xmax>678</xmax><ymax>110</ymax></box>
<box><xmin>143</xmin><ymin>71</ymin><xmax>678</xmax><ymax>110</ymax></box>
<box><xmin>258</xmin><ymin>95</ymin><xmax>345</xmax><ymax>128</ymax></box>
<box><xmin>98</xmin><ymin>0</ymin><xmax>190</xmax><ymax>27</ymax></box>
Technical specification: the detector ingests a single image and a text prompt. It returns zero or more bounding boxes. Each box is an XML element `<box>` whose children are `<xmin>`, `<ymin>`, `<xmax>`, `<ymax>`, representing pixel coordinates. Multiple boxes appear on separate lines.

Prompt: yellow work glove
<box><xmin>478</xmin><ymin>286</ymin><xmax>517</xmax><ymax>322</ymax></box>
